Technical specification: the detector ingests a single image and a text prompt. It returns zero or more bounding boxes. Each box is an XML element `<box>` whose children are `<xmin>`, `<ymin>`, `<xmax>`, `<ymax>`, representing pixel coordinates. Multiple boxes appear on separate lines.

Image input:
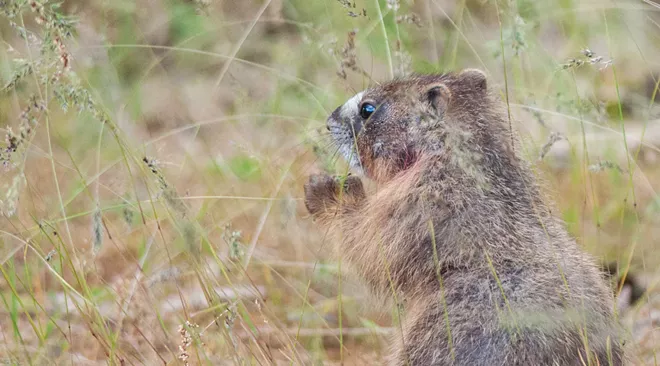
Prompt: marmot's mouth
<box><xmin>327</xmin><ymin>115</ymin><xmax>363</xmax><ymax>172</ymax></box>
<box><xmin>326</xmin><ymin>91</ymin><xmax>366</xmax><ymax>172</ymax></box>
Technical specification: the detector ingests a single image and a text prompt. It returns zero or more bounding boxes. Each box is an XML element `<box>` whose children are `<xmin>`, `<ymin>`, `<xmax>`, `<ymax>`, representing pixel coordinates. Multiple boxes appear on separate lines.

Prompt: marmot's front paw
<box><xmin>340</xmin><ymin>175</ymin><xmax>366</xmax><ymax>200</ymax></box>
<box><xmin>304</xmin><ymin>174</ymin><xmax>365</xmax><ymax>216</ymax></box>
<box><xmin>304</xmin><ymin>174</ymin><xmax>337</xmax><ymax>216</ymax></box>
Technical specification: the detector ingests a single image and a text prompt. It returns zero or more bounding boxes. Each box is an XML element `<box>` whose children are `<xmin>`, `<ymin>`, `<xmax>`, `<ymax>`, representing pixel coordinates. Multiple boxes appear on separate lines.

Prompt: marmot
<box><xmin>304</xmin><ymin>69</ymin><xmax>625</xmax><ymax>365</ymax></box>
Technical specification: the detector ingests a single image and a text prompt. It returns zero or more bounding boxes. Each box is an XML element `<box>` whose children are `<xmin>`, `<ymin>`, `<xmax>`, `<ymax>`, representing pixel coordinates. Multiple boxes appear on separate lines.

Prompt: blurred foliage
<box><xmin>0</xmin><ymin>0</ymin><xmax>659</xmax><ymax>364</ymax></box>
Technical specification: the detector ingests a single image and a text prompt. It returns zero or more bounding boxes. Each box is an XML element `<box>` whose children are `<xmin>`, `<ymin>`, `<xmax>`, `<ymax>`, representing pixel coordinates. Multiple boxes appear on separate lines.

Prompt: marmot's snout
<box><xmin>325</xmin><ymin>107</ymin><xmax>344</xmax><ymax>132</ymax></box>
<box><xmin>327</xmin><ymin>92</ymin><xmax>365</xmax><ymax>134</ymax></box>
<box><xmin>326</xmin><ymin>91</ymin><xmax>366</xmax><ymax>170</ymax></box>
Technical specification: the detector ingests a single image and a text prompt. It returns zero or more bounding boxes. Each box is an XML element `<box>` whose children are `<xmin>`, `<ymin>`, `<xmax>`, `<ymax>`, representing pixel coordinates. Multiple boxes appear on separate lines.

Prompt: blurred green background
<box><xmin>1</xmin><ymin>0</ymin><xmax>659</xmax><ymax>364</ymax></box>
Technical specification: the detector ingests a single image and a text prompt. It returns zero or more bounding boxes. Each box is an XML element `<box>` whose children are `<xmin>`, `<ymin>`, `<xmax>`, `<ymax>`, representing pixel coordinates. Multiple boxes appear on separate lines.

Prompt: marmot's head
<box><xmin>327</xmin><ymin>69</ymin><xmax>513</xmax><ymax>183</ymax></box>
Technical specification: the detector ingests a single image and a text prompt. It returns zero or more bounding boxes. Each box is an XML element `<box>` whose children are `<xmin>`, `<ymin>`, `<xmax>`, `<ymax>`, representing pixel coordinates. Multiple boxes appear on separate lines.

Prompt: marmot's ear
<box><xmin>425</xmin><ymin>83</ymin><xmax>451</xmax><ymax>114</ymax></box>
<box><xmin>458</xmin><ymin>68</ymin><xmax>488</xmax><ymax>92</ymax></box>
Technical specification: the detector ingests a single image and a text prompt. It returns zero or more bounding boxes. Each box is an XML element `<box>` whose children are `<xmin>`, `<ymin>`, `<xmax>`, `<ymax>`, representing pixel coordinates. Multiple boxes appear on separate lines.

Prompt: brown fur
<box><xmin>305</xmin><ymin>69</ymin><xmax>625</xmax><ymax>365</ymax></box>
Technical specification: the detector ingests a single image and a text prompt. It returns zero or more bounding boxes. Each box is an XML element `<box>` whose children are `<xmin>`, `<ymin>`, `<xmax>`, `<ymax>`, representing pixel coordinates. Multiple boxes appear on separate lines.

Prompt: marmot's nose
<box><xmin>327</xmin><ymin>109</ymin><xmax>341</xmax><ymax>131</ymax></box>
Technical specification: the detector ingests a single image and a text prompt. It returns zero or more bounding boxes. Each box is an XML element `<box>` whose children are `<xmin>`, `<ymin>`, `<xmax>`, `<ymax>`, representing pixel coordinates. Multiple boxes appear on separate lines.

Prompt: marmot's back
<box><xmin>305</xmin><ymin>69</ymin><xmax>625</xmax><ymax>365</ymax></box>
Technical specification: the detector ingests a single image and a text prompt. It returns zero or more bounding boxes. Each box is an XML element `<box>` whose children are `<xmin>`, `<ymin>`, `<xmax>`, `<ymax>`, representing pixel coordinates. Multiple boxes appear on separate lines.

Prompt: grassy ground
<box><xmin>1</xmin><ymin>0</ymin><xmax>659</xmax><ymax>364</ymax></box>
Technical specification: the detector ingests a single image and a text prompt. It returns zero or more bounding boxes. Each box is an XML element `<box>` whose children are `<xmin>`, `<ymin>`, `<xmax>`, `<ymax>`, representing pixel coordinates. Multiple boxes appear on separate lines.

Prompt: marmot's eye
<box><xmin>360</xmin><ymin>103</ymin><xmax>376</xmax><ymax>119</ymax></box>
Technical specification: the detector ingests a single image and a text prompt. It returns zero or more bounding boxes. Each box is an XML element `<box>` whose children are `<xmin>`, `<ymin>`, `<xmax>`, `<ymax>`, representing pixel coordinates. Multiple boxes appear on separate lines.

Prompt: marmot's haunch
<box><xmin>304</xmin><ymin>69</ymin><xmax>625</xmax><ymax>365</ymax></box>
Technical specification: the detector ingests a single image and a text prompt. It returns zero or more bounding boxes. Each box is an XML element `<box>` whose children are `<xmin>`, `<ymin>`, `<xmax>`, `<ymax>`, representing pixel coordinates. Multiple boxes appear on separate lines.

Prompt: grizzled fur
<box><xmin>304</xmin><ymin>69</ymin><xmax>625</xmax><ymax>365</ymax></box>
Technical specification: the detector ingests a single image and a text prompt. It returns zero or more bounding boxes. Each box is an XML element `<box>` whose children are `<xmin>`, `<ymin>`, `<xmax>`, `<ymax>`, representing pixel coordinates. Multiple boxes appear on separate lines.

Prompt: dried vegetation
<box><xmin>0</xmin><ymin>0</ymin><xmax>659</xmax><ymax>364</ymax></box>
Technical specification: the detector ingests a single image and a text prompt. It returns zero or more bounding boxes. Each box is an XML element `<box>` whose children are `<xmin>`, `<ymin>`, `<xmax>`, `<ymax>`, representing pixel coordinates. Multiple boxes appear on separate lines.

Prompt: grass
<box><xmin>0</xmin><ymin>0</ymin><xmax>659</xmax><ymax>364</ymax></box>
